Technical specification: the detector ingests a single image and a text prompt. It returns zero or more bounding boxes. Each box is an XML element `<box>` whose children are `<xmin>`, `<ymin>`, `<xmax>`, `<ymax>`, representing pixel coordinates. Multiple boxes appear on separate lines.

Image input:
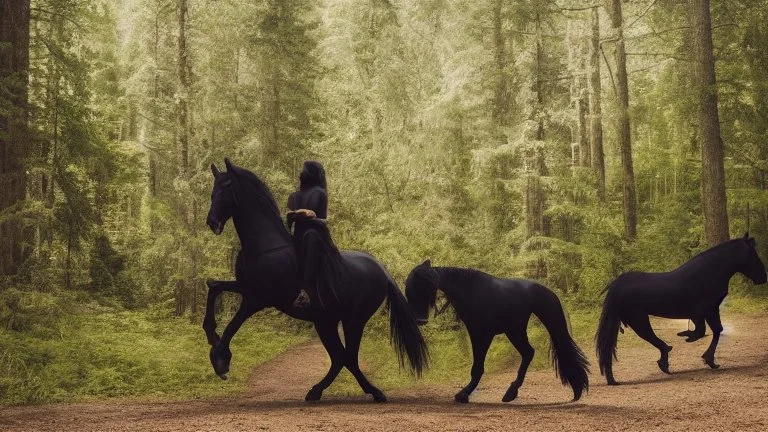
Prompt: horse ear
<box><xmin>749</xmin><ymin>238</ymin><xmax>756</xmax><ymax>248</ymax></box>
<box><xmin>224</xmin><ymin>158</ymin><xmax>236</xmax><ymax>175</ymax></box>
<box><xmin>422</xmin><ymin>258</ymin><xmax>431</xmax><ymax>267</ymax></box>
<box><xmin>744</xmin><ymin>231</ymin><xmax>750</xmax><ymax>240</ymax></box>
<box><xmin>211</xmin><ymin>163</ymin><xmax>221</xmax><ymax>178</ymax></box>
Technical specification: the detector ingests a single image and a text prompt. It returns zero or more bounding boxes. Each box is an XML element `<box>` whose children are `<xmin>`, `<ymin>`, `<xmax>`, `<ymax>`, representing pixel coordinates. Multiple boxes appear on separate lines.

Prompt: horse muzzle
<box><xmin>758</xmin><ymin>272</ymin><xmax>768</xmax><ymax>285</ymax></box>
<box><xmin>416</xmin><ymin>318</ymin><xmax>429</xmax><ymax>326</ymax></box>
<box><xmin>207</xmin><ymin>218</ymin><xmax>224</xmax><ymax>235</ymax></box>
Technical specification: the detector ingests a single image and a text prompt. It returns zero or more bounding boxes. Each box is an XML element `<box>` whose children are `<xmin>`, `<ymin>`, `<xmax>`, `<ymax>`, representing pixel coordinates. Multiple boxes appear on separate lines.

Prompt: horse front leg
<box><xmin>210</xmin><ymin>296</ymin><xmax>260</xmax><ymax>380</ymax></box>
<box><xmin>455</xmin><ymin>331</ymin><xmax>493</xmax><ymax>403</ymax></box>
<box><xmin>203</xmin><ymin>280</ymin><xmax>239</xmax><ymax>346</ymax></box>
<box><xmin>702</xmin><ymin>309</ymin><xmax>723</xmax><ymax>369</ymax></box>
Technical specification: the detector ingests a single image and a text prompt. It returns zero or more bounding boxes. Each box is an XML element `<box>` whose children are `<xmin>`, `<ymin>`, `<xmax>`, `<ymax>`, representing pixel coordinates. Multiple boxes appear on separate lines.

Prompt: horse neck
<box><xmin>231</xmin><ymin>197</ymin><xmax>291</xmax><ymax>254</ymax></box>
<box><xmin>682</xmin><ymin>241</ymin><xmax>743</xmax><ymax>285</ymax></box>
<box><xmin>433</xmin><ymin>267</ymin><xmax>473</xmax><ymax>303</ymax></box>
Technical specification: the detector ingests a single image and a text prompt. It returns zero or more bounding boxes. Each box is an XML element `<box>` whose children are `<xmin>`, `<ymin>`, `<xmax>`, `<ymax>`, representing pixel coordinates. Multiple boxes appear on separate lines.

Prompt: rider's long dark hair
<box><xmin>300</xmin><ymin>161</ymin><xmax>327</xmax><ymax>190</ymax></box>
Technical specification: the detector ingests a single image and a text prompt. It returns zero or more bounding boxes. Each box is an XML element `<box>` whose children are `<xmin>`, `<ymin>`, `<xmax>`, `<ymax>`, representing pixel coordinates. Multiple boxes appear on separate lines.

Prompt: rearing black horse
<box><xmin>596</xmin><ymin>233</ymin><xmax>767</xmax><ymax>385</ymax></box>
<box><xmin>203</xmin><ymin>159</ymin><xmax>428</xmax><ymax>402</ymax></box>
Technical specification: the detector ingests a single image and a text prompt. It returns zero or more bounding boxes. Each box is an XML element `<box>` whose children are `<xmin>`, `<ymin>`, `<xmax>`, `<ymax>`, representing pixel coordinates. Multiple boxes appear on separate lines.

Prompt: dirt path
<box><xmin>2</xmin><ymin>316</ymin><xmax>768</xmax><ymax>431</ymax></box>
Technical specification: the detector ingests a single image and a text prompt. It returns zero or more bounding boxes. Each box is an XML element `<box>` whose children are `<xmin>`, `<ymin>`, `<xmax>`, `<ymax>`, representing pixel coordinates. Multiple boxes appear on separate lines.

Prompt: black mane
<box><xmin>231</xmin><ymin>165</ymin><xmax>282</xmax><ymax>221</ymax></box>
<box><xmin>437</xmin><ymin>267</ymin><xmax>493</xmax><ymax>283</ymax></box>
<box><xmin>678</xmin><ymin>238</ymin><xmax>745</xmax><ymax>273</ymax></box>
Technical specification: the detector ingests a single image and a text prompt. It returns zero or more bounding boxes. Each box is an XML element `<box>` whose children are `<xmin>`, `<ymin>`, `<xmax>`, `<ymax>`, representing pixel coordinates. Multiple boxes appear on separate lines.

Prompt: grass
<box><xmin>0</xmin><ymin>309</ymin><xmax>310</xmax><ymax>405</ymax></box>
<box><xmin>2</xmin><ymin>286</ymin><xmax>765</xmax><ymax>406</ymax></box>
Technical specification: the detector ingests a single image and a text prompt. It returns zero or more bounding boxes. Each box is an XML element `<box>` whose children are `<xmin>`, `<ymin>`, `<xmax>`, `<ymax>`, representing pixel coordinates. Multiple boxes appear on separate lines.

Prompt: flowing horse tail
<box><xmin>386</xmin><ymin>280</ymin><xmax>429</xmax><ymax>377</ymax></box>
<box><xmin>596</xmin><ymin>279</ymin><xmax>622</xmax><ymax>384</ymax></box>
<box><xmin>531</xmin><ymin>284</ymin><xmax>590</xmax><ymax>401</ymax></box>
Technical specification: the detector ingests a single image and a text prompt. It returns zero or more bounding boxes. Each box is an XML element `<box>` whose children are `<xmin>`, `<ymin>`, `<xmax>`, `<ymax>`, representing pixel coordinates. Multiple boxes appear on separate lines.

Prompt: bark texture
<box><xmin>689</xmin><ymin>0</ymin><xmax>729</xmax><ymax>246</ymax></box>
<box><xmin>0</xmin><ymin>0</ymin><xmax>31</xmax><ymax>277</ymax></box>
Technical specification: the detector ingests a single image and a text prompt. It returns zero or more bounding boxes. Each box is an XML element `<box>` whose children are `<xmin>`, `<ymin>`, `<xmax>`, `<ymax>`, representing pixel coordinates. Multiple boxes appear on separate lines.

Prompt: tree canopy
<box><xmin>1</xmin><ymin>0</ymin><xmax>767</xmax><ymax>314</ymax></box>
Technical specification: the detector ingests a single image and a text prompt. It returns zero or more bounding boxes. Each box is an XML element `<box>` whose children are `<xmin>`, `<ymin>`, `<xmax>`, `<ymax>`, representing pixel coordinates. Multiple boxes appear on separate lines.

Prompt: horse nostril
<box><xmin>416</xmin><ymin>318</ymin><xmax>428</xmax><ymax>326</ymax></box>
<box><xmin>207</xmin><ymin>219</ymin><xmax>222</xmax><ymax>234</ymax></box>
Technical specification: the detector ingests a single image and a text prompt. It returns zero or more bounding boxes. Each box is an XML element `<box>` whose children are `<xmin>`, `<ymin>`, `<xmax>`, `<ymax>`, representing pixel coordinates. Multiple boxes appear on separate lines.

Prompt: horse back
<box><xmin>607</xmin><ymin>270</ymin><xmax>724</xmax><ymax>318</ymax></box>
<box><xmin>336</xmin><ymin>250</ymin><xmax>391</xmax><ymax>312</ymax></box>
<box><xmin>451</xmin><ymin>277</ymin><xmax>539</xmax><ymax>332</ymax></box>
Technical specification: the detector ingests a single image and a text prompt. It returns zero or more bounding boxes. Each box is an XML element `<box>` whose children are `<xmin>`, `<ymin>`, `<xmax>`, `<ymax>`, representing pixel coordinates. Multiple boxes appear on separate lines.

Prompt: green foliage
<box><xmin>0</xmin><ymin>310</ymin><xmax>309</xmax><ymax>405</ymax></box>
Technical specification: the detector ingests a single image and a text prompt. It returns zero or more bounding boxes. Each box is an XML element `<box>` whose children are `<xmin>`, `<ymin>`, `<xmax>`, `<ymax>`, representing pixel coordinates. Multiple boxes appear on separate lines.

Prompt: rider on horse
<box><xmin>286</xmin><ymin>161</ymin><xmax>340</xmax><ymax>309</ymax></box>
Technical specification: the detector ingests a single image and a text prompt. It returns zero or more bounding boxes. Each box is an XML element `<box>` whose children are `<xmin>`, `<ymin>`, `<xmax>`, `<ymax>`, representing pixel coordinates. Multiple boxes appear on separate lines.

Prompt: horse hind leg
<box><xmin>702</xmin><ymin>309</ymin><xmax>723</xmax><ymax>369</ymax></box>
<box><xmin>502</xmin><ymin>326</ymin><xmax>535</xmax><ymax>403</ymax></box>
<box><xmin>342</xmin><ymin>319</ymin><xmax>386</xmax><ymax>402</ymax></box>
<box><xmin>305</xmin><ymin>320</ymin><xmax>345</xmax><ymax>402</ymax></box>
<box><xmin>677</xmin><ymin>317</ymin><xmax>706</xmax><ymax>342</ymax></box>
<box><xmin>628</xmin><ymin>315</ymin><xmax>673</xmax><ymax>374</ymax></box>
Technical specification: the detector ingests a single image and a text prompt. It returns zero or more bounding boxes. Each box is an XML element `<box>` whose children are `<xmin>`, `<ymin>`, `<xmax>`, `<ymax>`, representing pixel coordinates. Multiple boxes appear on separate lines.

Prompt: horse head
<box><xmin>740</xmin><ymin>232</ymin><xmax>767</xmax><ymax>285</ymax></box>
<box><xmin>405</xmin><ymin>259</ymin><xmax>439</xmax><ymax>325</ymax></box>
<box><xmin>206</xmin><ymin>159</ymin><xmax>237</xmax><ymax>235</ymax></box>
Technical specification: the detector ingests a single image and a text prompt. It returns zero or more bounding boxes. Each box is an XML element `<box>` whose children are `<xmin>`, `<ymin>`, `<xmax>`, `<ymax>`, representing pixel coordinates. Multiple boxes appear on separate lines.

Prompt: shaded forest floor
<box><xmin>2</xmin><ymin>315</ymin><xmax>768</xmax><ymax>431</ymax></box>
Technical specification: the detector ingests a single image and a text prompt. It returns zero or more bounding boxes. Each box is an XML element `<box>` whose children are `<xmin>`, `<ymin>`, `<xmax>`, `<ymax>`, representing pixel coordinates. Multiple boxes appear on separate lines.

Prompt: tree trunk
<box><xmin>689</xmin><ymin>0</ymin><xmax>729</xmax><ymax>246</ymax></box>
<box><xmin>146</xmin><ymin>6</ymin><xmax>160</xmax><ymax>198</ymax></box>
<box><xmin>0</xmin><ymin>0</ymin><xmax>31</xmax><ymax>278</ymax></box>
<box><xmin>589</xmin><ymin>6</ymin><xmax>606</xmax><ymax>201</ymax></box>
<box><xmin>608</xmin><ymin>0</ymin><xmax>637</xmax><ymax>239</ymax></box>
<box><xmin>177</xmin><ymin>0</ymin><xmax>190</xmax><ymax>175</ymax></box>
<box><xmin>526</xmin><ymin>11</ymin><xmax>549</xmax><ymax>238</ymax></box>
<box><xmin>534</xmin><ymin>12</ymin><xmax>545</xmax><ymax>144</ymax></box>
<box><xmin>491</xmin><ymin>0</ymin><xmax>510</xmax><ymax>127</ymax></box>
<box><xmin>175</xmin><ymin>0</ymin><xmax>194</xmax><ymax>316</ymax></box>
<box><xmin>578</xmin><ymin>95</ymin><xmax>590</xmax><ymax>167</ymax></box>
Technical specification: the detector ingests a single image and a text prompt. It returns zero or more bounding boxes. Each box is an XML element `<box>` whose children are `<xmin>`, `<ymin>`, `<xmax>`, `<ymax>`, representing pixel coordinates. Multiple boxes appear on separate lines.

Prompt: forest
<box><xmin>1</xmin><ymin>0</ymin><xmax>768</xmax><ymax>405</ymax></box>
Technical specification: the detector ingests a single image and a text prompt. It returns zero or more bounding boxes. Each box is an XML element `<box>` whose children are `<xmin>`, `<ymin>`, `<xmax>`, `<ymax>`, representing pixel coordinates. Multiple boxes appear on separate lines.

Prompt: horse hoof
<box><xmin>305</xmin><ymin>387</ymin><xmax>323</xmax><ymax>401</ymax></box>
<box><xmin>685</xmin><ymin>334</ymin><xmax>704</xmax><ymax>343</ymax></box>
<box><xmin>657</xmin><ymin>359</ymin><xmax>670</xmax><ymax>374</ymax></box>
<box><xmin>454</xmin><ymin>392</ymin><xmax>470</xmax><ymax>404</ymax></box>
<box><xmin>501</xmin><ymin>388</ymin><xmax>518</xmax><ymax>403</ymax></box>
<box><xmin>607</xmin><ymin>379</ymin><xmax>619</xmax><ymax>386</ymax></box>
<box><xmin>217</xmin><ymin>373</ymin><xmax>228</xmax><ymax>381</ymax></box>
<box><xmin>703</xmin><ymin>356</ymin><xmax>720</xmax><ymax>370</ymax></box>
<box><xmin>371</xmin><ymin>390</ymin><xmax>387</xmax><ymax>403</ymax></box>
<box><xmin>677</xmin><ymin>330</ymin><xmax>693</xmax><ymax>337</ymax></box>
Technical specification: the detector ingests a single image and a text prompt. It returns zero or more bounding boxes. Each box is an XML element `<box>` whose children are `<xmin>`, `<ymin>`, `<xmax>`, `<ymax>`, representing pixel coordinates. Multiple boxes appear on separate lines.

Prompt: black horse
<box><xmin>203</xmin><ymin>159</ymin><xmax>428</xmax><ymax>402</ymax></box>
<box><xmin>596</xmin><ymin>233</ymin><xmax>767</xmax><ymax>385</ymax></box>
<box><xmin>404</xmin><ymin>260</ymin><xmax>589</xmax><ymax>403</ymax></box>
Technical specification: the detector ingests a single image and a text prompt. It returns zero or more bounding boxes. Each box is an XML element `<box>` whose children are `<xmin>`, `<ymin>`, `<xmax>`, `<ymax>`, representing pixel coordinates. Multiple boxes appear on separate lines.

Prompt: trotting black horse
<box><xmin>404</xmin><ymin>260</ymin><xmax>589</xmax><ymax>403</ymax></box>
<box><xmin>203</xmin><ymin>159</ymin><xmax>428</xmax><ymax>402</ymax></box>
<box><xmin>596</xmin><ymin>233</ymin><xmax>767</xmax><ymax>385</ymax></box>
